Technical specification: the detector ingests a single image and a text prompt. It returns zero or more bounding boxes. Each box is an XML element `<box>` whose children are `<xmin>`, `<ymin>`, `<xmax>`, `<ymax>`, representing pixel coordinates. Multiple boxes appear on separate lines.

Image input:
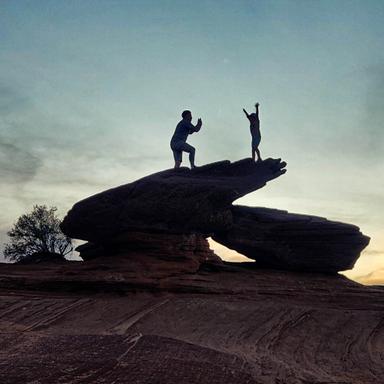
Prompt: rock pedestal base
<box><xmin>76</xmin><ymin>231</ymin><xmax>221</xmax><ymax>277</ymax></box>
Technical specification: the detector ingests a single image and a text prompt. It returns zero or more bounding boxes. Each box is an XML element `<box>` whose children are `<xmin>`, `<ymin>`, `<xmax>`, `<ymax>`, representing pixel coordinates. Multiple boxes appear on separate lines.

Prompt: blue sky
<box><xmin>0</xmin><ymin>0</ymin><xmax>383</xmax><ymax>283</ymax></box>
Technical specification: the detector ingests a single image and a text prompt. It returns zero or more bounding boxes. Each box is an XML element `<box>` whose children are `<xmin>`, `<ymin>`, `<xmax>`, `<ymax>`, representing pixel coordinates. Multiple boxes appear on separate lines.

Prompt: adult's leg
<box><xmin>180</xmin><ymin>143</ymin><xmax>196</xmax><ymax>168</ymax></box>
<box><xmin>172</xmin><ymin>148</ymin><xmax>182</xmax><ymax>168</ymax></box>
<box><xmin>188</xmin><ymin>147</ymin><xmax>196</xmax><ymax>168</ymax></box>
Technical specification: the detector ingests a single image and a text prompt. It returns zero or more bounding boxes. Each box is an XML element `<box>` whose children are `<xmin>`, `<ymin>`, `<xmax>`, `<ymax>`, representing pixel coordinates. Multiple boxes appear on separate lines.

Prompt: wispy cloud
<box><xmin>0</xmin><ymin>82</ymin><xmax>44</xmax><ymax>187</ymax></box>
<box><xmin>0</xmin><ymin>81</ymin><xmax>166</xmax><ymax>240</ymax></box>
<box><xmin>0</xmin><ymin>141</ymin><xmax>43</xmax><ymax>184</ymax></box>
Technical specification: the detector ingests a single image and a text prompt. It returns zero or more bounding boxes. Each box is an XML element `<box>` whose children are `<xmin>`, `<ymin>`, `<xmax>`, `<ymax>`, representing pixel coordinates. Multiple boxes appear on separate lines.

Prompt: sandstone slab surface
<box><xmin>0</xmin><ymin>261</ymin><xmax>383</xmax><ymax>384</ymax></box>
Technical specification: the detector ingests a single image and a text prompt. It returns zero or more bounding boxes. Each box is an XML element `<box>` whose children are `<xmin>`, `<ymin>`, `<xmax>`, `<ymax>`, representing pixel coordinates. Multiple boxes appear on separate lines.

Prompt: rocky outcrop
<box><xmin>61</xmin><ymin>158</ymin><xmax>287</xmax><ymax>241</ymax></box>
<box><xmin>61</xmin><ymin>158</ymin><xmax>369</xmax><ymax>273</ymax></box>
<box><xmin>75</xmin><ymin>231</ymin><xmax>221</xmax><ymax>278</ymax></box>
<box><xmin>213</xmin><ymin>206</ymin><xmax>370</xmax><ymax>273</ymax></box>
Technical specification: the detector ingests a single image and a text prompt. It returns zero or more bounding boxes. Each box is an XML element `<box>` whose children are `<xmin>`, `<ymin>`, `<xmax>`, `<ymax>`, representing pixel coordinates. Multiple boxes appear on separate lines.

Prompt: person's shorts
<box><xmin>170</xmin><ymin>141</ymin><xmax>195</xmax><ymax>162</ymax></box>
<box><xmin>252</xmin><ymin>136</ymin><xmax>261</xmax><ymax>150</ymax></box>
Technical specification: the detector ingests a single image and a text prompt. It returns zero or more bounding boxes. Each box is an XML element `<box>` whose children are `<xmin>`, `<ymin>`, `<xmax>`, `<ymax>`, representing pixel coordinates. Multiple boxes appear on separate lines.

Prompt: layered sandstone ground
<box><xmin>0</xmin><ymin>261</ymin><xmax>383</xmax><ymax>384</ymax></box>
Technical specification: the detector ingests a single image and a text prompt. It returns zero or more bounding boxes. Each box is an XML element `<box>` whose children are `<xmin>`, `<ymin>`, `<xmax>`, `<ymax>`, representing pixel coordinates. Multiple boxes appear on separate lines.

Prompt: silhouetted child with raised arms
<box><xmin>243</xmin><ymin>102</ymin><xmax>261</xmax><ymax>162</ymax></box>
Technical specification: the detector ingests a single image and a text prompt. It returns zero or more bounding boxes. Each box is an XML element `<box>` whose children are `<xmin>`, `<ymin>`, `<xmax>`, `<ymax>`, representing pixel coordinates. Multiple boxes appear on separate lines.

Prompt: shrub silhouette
<box><xmin>4</xmin><ymin>205</ymin><xmax>72</xmax><ymax>263</ymax></box>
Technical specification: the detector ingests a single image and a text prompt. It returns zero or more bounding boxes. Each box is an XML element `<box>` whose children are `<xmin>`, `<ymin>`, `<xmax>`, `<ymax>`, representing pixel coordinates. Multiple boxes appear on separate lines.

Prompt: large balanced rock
<box><xmin>61</xmin><ymin>158</ymin><xmax>286</xmax><ymax>241</ymax></box>
<box><xmin>61</xmin><ymin>158</ymin><xmax>369</xmax><ymax>273</ymax></box>
<box><xmin>213</xmin><ymin>206</ymin><xmax>370</xmax><ymax>273</ymax></box>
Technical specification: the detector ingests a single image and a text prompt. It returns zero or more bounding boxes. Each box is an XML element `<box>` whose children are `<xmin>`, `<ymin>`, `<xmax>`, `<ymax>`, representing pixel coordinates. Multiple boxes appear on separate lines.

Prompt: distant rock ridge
<box><xmin>61</xmin><ymin>158</ymin><xmax>369</xmax><ymax>273</ymax></box>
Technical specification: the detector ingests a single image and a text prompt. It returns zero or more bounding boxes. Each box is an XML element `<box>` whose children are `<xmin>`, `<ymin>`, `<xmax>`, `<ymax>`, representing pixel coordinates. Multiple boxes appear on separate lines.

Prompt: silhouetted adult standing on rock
<box><xmin>170</xmin><ymin>110</ymin><xmax>202</xmax><ymax>169</ymax></box>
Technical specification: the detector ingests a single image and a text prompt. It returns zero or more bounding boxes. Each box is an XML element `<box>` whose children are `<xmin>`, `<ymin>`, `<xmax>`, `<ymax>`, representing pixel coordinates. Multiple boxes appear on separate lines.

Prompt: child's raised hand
<box><xmin>255</xmin><ymin>102</ymin><xmax>260</xmax><ymax>107</ymax></box>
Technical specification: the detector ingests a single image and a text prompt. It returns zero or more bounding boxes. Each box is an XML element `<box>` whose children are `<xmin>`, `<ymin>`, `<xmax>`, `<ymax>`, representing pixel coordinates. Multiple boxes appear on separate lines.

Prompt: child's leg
<box><xmin>252</xmin><ymin>135</ymin><xmax>261</xmax><ymax>162</ymax></box>
<box><xmin>251</xmin><ymin>136</ymin><xmax>257</xmax><ymax>161</ymax></box>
